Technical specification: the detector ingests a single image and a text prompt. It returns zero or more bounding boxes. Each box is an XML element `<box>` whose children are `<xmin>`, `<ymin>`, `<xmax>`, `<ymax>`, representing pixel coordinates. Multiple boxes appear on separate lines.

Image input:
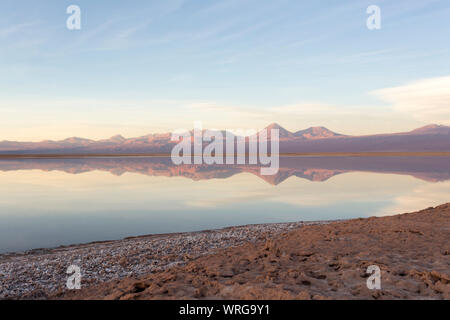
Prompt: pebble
<box><xmin>0</xmin><ymin>221</ymin><xmax>325</xmax><ymax>299</ymax></box>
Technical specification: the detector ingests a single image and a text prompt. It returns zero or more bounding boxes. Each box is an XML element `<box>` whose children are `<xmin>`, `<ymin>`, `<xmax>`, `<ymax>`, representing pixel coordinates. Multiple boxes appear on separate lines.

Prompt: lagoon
<box><xmin>0</xmin><ymin>156</ymin><xmax>449</xmax><ymax>253</ymax></box>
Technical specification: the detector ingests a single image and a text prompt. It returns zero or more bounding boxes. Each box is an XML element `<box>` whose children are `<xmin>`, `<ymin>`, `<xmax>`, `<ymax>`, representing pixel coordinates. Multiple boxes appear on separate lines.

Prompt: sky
<box><xmin>0</xmin><ymin>0</ymin><xmax>449</xmax><ymax>141</ymax></box>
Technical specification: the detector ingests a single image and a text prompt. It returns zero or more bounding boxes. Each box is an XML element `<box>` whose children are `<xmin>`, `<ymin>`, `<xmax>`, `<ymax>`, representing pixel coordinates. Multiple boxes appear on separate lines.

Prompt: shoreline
<box><xmin>1</xmin><ymin>204</ymin><xmax>449</xmax><ymax>300</ymax></box>
<box><xmin>59</xmin><ymin>203</ymin><xmax>450</xmax><ymax>300</ymax></box>
<box><xmin>0</xmin><ymin>220</ymin><xmax>335</xmax><ymax>258</ymax></box>
<box><xmin>0</xmin><ymin>220</ymin><xmax>327</xmax><ymax>299</ymax></box>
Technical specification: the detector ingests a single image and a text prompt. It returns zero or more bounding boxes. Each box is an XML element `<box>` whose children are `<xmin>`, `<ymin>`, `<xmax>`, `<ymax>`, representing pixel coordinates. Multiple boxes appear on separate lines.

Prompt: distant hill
<box><xmin>405</xmin><ymin>124</ymin><xmax>450</xmax><ymax>135</ymax></box>
<box><xmin>294</xmin><ymin>126</ymin><xmax>344</xmax><ymax>139</ymax></box>
<box><xmin>0</xmin><ymin>123</ymin><xmax>449</xmax><ymax>154</ymax></box>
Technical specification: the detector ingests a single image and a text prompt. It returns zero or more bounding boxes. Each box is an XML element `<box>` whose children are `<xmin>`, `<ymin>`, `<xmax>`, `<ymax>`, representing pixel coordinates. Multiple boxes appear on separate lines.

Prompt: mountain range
<box><xmin>0</xmin><ymin>124</ymin><xmax>449</xmax><ymax>154</ymax></box>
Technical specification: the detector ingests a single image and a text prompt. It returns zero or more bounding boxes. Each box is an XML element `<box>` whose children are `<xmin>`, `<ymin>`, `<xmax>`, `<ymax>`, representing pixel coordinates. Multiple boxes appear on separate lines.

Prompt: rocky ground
<box><xmin>0</xmin><ymin>221</ymin><xmax>322</xmax><ymax>299</ymax></box>
<box><xmin>56</xmin><ymin>203</ymin><xmax>449</xmax><ymax>300</ymax></box>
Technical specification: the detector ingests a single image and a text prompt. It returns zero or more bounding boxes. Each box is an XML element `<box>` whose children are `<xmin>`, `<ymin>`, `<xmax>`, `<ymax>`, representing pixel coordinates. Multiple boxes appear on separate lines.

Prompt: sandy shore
<box><xmin>1</xmin><ymin>204</ymin><xmax>449</xmax><ymax>300</ymax></box>
<box><xmin>0</xmin><ymin>221</ymin><xmax>323</xmax><ymax>299</ymax></box>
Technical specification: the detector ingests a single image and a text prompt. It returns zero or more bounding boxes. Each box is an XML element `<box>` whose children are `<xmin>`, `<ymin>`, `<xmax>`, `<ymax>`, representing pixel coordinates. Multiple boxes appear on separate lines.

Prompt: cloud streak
<box><xmin>1</xmin><ymin>75</ymin><xmax>449</xmax><ymax>140</ymax></box>
<box><xmin>0</xmin><ymin>21</ymin><xmax>40</xmax><ymax>38</ymax></box>
<box><xmin>373</xmin><ymin>76</ymin><xmax>450</xmax><ymax>124</ymax></box>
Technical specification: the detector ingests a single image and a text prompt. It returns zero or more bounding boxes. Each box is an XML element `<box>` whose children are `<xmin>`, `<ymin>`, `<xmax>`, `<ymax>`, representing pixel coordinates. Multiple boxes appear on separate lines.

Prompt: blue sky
<box><xmin>0</xmin><ymin>0</ymin><xmax>449</xmax><ymax>140</ymax></box>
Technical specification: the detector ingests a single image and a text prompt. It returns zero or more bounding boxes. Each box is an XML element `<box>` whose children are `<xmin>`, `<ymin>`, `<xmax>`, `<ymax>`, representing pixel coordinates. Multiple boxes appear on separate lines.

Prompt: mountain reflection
<box><xmin>0</xmin><ymin>156</ymin><xmax>449</xmax><ymax>184</ymax></box>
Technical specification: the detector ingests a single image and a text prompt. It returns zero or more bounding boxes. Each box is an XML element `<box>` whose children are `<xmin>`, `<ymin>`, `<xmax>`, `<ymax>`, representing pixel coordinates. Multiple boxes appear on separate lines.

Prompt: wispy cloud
<box><xmin>2</xmin><ymin>73</ymin><xmax>449</xmax><ymax>141</ymax></box>
<box><xmin>270</xmin><ymin>102</ymin><xmax>343</xmax><ymax>116</ymax></box>
<box><xmin>0</xmin><ymin>21</ymin><xmax>40</xmax><ymax>38</ymax></box>
<box><xmin>373</xmin><ymin>76</ymin><xmax>450</xmax><ymax>124</ymax></box>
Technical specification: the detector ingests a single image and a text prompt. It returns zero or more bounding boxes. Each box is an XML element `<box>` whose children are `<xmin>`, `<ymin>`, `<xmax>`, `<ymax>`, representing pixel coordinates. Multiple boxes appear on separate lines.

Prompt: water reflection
<box><xmin>0</xmin><ymin>156</ymin><xmax>449</xmax><ymax>253</ymax></box>
<box><xmin>0</xmin><ymin>156</ymin><xmax>449</xmax><ymax>183</ymax></box>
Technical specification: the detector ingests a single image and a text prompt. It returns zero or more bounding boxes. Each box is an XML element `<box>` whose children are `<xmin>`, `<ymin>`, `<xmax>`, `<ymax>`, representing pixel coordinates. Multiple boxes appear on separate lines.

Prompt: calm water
<box><xmin>0</xmin><ymin>156</ymin><xmax>449</xmax><ymax>253</ymax></box>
